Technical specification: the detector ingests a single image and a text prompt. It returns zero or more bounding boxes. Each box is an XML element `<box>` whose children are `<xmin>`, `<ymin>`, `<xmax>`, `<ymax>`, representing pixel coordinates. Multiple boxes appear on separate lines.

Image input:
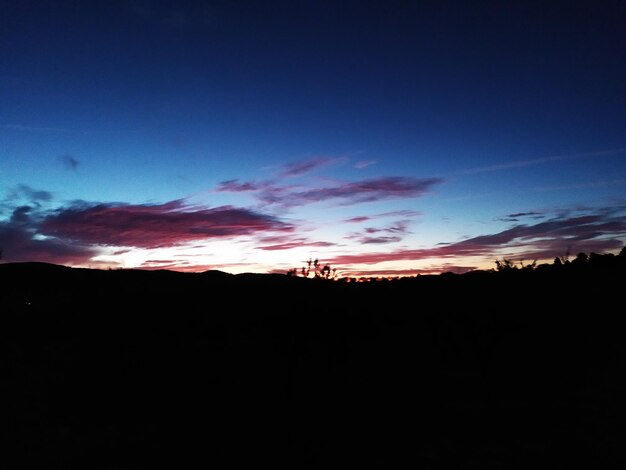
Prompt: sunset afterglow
<box><xmin>2</xmin><ymin>2</ymin><xmax>625</xmax><ymax>275</ymax></box>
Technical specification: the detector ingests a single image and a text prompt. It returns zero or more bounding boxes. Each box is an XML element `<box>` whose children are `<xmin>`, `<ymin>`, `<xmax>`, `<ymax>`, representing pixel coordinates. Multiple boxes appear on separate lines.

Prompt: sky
<box><xmin>1</xmin><ymin>0</ymin><xmax>626</xmax><ymax>276</ymax></box>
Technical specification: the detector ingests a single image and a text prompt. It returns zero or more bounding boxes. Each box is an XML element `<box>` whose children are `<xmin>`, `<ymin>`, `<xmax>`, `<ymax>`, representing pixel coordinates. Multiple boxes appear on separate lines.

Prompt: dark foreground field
<box><xmin>2</xmin><ymin>254</ymin><xmax>626</xmax><ymax>469</ymax></box>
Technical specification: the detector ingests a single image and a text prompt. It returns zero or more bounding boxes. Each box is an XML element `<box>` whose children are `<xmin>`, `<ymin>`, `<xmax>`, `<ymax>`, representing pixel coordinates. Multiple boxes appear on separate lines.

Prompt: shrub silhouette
<box><xmin>494</xmin><ymin>257</ymin><xmax>536</xmax><ymax>271</ymax></box>
<box><xmin>287</xmin><ymin>258</ymin><xmax>337</xmax><ymax>279</ymax></box>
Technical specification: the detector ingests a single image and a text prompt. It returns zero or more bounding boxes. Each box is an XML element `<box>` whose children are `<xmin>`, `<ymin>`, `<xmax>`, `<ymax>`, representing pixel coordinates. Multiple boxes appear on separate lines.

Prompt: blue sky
<box><xmin>1</xmin><ymin>0</ymin><xmax>625</xmax><ymax>275</ymax></box>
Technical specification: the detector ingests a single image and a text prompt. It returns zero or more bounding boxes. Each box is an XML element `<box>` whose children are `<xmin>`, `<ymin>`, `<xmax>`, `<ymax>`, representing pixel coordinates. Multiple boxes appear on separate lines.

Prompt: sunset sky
<box><xmin>2</xmin><ymin>1</ymin><xmax>625</xmax><ymax>276</ymax></box>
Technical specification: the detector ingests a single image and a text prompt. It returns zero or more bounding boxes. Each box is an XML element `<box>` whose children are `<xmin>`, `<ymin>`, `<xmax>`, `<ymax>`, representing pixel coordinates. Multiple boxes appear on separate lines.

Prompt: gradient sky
<box><xmin>2</xmin><ymin>0</ymin><xmax>626</xmax><ymax>276</ymax></box>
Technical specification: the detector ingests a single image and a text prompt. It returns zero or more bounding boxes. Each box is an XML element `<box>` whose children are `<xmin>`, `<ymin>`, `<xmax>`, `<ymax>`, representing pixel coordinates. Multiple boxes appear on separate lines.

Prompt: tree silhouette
<box><xmin>495</xmin><ymin>257</ymin><xmax>536</xmax><ymax>271</ymax></box>
<box><xmin>287</xmin><ymin>258</ymin><xmax>338</xmax><ymax>279</ymax></box>
<box><xmin>494</xmin><ymin>258</ymin><xmax>517</xmax><ymax>271</ymax></box>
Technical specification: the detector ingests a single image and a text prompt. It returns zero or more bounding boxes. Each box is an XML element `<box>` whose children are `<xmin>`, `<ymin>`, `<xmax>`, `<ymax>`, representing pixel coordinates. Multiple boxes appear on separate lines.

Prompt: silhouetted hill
<box><xmin>2</xmin><ymin>253</ymin><xmax>626</xmax><ymax>469</ymax></box>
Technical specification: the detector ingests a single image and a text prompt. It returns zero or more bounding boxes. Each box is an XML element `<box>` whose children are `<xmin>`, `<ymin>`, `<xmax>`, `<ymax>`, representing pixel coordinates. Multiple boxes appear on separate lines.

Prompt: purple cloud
<box><xmin>257</xmin><ymin>240</ymin><xmax>337</xmax><ymax>251</ymax></box>
<box><xmin>274</xmin><ymin>177</ymin><xmax>442</xmax><ymax>206</ymax></box>
<box><xmin>330</xmin><ymin>210</ymin><xmax>626</xmax><ymax>266</ymax></box>
<box><xmin>40</xmin><ymin>200</ymin><xmax>292</xmax><ymax>249</ymax></box>
<box><xmin>215</xmin><ymin>159</ymin><xmax>441</xmax><ymax>207</ymax></box>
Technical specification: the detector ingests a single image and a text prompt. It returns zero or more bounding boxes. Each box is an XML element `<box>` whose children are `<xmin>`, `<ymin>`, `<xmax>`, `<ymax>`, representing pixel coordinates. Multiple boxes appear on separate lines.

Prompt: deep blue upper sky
<box><xmin>1</xmin><ymin>0</ymin><xmax>625</xmax><ymax>274</ymax></box>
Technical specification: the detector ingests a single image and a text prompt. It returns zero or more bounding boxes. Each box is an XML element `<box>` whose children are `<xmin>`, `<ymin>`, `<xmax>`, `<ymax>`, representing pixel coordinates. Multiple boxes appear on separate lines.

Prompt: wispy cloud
<box><xmin>533</xmin><ymin>178</ymin><xmax>626</xmax><ymax>192</ymax></box>
<box><xmin>459</xmin><ymin>147</ymin><xmax>626</xmax><ymax>175</ymax></box>
<box><xmin>361</xmin><ymin>221</ymin><xmax>410</xmax><ymax>235</ymax></box>
<box><xmin>342</xmin><ymin>210</ymin><xmax>420</xmax><ymax>224</ymax></box>
<box><xmin>215</xmin><ymin>155</ymin><xmax>441</xmax><ymax>208</ymax></box>
<box><xmin>217</xmin><ymin>175</ymin><xmax>442</xmax><ymax>207</ymax></box>
<box><xmin>344</xmin><ymin>216</ymin><xmax>372</xmax><ymax>223</ymax></box>
<box><xmin>345</xmin><ymin>220</ymin><xmax>411</xmax><ymax>245</ymax></box>
<box><xmin>9</xmin><ymin>184</ymin><xmax>53</xmax><ymax>203</ymax></box>
<box><xmin>358</xmin><ymin>235</ymin><xmax>403</xmax><ymax>244</ymax></box>
<box><xmin>216</xmin><ymin>179</ymin><xmax>264</xmax><ymax>192</ymax></box>
<box><xmin>264</xmin><ymin>177</ymin><xmax>442</xmax><ymax>207</ymax></box>
<box><xmin>57</xmin><ymin>154</ymin><xmax>80</xmax><ymax>171</ymax></box>
<box><xmin>253</xmin><ymin>233</ymin><xmax>337</xmax><ymax>251</ymax></box>
<box><xmin>330</xmin><ymin>207</ymin><xmax>626</xmax><ymax>266</ymax></box>
<box><xmin>496</xmin><ymin>211</ymin><xmax>545</xmax><ymax>222</ymax></box>
<box><xmin>257</xmin><ymin>240</ymin><xmax>337</xmax><ymax>251</ymax></box>
<box><xmin>279</xmin><ymin>157</ymin><xmax>341</xmax><ymax>177</ymax></box>
<box><xmin>354</xmin><ymin>160</ymin><xmax>376</xmax><ymax>169</ymax></box>
<box><xmin>1</xmin><ymin>124</ymin><xmax>70</xmax><ymax>133</ymax></box>
<box><xmin>2</xmin><ymin>185</ymin><xmax>53</xmax><ymax>216</ymax></box>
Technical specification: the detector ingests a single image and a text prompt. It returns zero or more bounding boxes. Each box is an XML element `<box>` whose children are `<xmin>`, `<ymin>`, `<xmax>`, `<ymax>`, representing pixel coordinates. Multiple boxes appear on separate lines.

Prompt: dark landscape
<box><xmin>3</xmin><ymin>251</ymin><xmax>626</xmax><ymax>469</ymax></box>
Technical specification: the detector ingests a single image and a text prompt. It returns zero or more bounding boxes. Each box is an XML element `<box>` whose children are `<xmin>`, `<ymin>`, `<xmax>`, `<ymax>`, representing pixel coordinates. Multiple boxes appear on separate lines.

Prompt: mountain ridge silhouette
<box><xmin>2</xmin><ymin>252</ymin><xmax>625</xmax><ymax>469</ymax></box>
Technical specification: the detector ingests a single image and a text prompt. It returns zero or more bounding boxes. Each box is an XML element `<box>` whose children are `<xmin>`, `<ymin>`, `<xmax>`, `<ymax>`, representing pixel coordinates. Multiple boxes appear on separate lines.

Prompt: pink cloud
<box><xmin>344</xmin><ymin>216</ymin><xmax>372</xmax><ymax>223</ymax></box>
<box><xmin>40</xmin><ymin>199</ymin><xmax>292</xmax><ymax>249</ymax></box>
<box><xmin>330</xmin><ymin>212</ymin><xmax>626</xmax><ymax>266</ymax></box>
<box><xmin>257</xmin><ymin>240</ymin><xmax>337</xmax><ymax>251</ymax></box>
<box><xmin>254</xmin><ymin>233</ymin><xmax>337</xmax><ymax>251</ymax></box>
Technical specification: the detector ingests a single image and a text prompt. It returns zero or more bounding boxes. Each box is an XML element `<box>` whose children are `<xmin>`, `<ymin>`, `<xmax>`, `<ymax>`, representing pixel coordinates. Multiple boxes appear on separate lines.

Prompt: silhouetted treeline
<box><xmin>2</xmin><ymin>250</ymin><xmax>626</xmax><ymax>469</ymax></box>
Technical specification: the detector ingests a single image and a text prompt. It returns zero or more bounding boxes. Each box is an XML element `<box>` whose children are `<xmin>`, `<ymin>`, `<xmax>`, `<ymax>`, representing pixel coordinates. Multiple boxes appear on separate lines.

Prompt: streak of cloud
<box><xmin>354</xmin><ymin>160</ymin><xmax>376</xmax><ymax>169</ymax></box>
<box><xmin>0</xmin><ymin>124</ymin><xmax>70</xmax><ymax>133</ymax></box>
<box><xmin>279</xmin><ymin>157</ymin><xmax>339</xmax><ymax>177</ymax></box>
<box><xmin>496</xmin><ymin>211</ymin><xmax>545</xmax><ymax>222</ymax></box>
<box><xmin>459</xmin><ymin>148</ymin><xmax>626</xmax><ymax>175</ymax></box>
